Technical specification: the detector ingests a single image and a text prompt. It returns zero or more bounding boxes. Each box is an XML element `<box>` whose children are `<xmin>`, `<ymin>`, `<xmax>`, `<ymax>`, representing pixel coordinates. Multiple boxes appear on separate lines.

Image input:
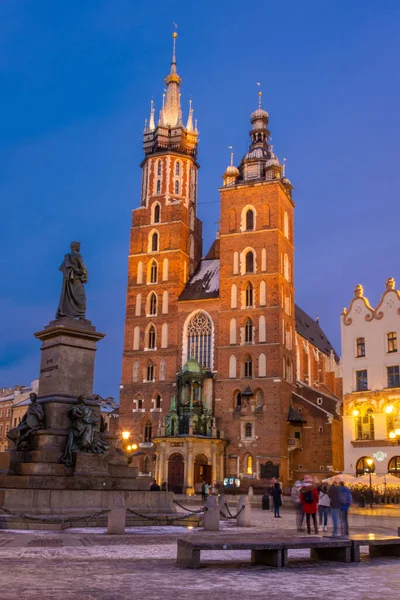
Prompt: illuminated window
<box><xmin>355</xmin><ymin>408</ymin><xmax>374</xmax><ymax>440</ymax></box>
<box><xmin>356</xmin><ymin>369</ymin><xmax>368</xmax><ymax>391</ymax></box>
<box><xmin>245</xmin><ymin>318</ymin><xmax>253</xmax><ymax>343</ymax></box>
<box><xmin>356</xmin><ymin>337</ymin><xmax>365</xmax><ymax>358</ymax></box>
<box><xmin>388</xmin><ymin>332</ymin><xmax>398</xmax><ymax>353</ymax></box>
<box><xmin>246</xmin><ymin>455</ymin><xmax>253</xmax><ymax>475</ymax></box>
<box><xmin>387</xmin><ymin>366</ymin><xmax>400</xmax><ymax>388</ymax></box>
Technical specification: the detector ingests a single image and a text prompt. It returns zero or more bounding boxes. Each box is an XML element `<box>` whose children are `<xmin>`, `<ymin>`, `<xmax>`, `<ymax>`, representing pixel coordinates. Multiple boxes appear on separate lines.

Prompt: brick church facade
<box><xmin>119</xmin><ymin>34</ymin><xmax>343</xmax><ymax>493</ymax></box>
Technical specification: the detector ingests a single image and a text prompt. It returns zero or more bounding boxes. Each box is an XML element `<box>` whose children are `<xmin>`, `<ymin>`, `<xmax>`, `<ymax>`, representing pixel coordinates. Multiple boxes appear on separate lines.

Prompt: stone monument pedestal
<box><xmin>0</xmin><ymin>318</ymin><xmax>174</xmax><ymax>527</ymax></box>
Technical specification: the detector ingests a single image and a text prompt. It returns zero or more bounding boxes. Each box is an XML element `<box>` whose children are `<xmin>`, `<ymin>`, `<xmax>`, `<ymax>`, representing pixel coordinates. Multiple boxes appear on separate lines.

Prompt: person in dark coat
<box><xmin>272</xmin><ymin>482</ymin><xmax>283</xmax><ymax>518</ymax></box>
<box><xmin>328</xmin><ymin>482</ymin><xmax>341</xmax><ymax>536</ymax></box>
<box><xmin>149</xmin><ymin>479</ymin><xmax>160</xmax><ymax>491</ymax></box>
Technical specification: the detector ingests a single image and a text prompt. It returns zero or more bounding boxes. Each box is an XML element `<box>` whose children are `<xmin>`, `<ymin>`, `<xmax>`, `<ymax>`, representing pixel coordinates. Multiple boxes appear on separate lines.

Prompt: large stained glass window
<box><xmin>187</xmin><ymin>312</ymin><xmax>213</xmax><ymax>369</ymax></box>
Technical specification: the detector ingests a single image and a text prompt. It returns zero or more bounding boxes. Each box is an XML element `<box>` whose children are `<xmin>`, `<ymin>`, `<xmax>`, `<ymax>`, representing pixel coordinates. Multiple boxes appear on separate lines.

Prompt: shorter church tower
<box><xmin>216</xmin><ymin>92</ymin><xmax>296</xmax><ymax>481</ymax></box>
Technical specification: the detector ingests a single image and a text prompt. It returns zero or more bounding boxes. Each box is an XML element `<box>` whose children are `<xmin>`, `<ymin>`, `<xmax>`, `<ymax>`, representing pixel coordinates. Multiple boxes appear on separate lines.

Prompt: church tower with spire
<box><xmin>119</xmin><ymin>33</ymin><xmax>202</xmax><ymax>456</ymax></box>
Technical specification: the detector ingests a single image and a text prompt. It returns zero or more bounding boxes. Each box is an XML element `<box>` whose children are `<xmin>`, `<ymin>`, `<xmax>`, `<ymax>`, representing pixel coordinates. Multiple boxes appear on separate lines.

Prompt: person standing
<box><xmin>318</xmin><ymin>485</ymin><xmax>331</xmax><ymax>532</ymax></box>
<box><xmin>300</xmin><ymin>484</ymin><xmax>319</xmax><ymax>534</ymax></box>
<box><xmin>338</xmin><ymin>481</ymin><xmax>352</xmax><ymax>536</ymax></box>
<box><xmin>291</xmin><ymin>480</ymin><xmax>305</xmax><ymax>531</ymax></box>
<box><xmin>272</xmin><ymin>482</ymin><xmax>283</xmax><ymax>518</ymax></box>
<box><xmin>328</xmin><ymin>482</ymin><xmax>341</xmax><ymax>536</ymax></box>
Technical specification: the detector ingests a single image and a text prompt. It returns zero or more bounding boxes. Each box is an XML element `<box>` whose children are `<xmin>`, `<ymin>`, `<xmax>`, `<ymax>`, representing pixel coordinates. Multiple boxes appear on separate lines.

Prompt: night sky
<box><xmin>1</xmin><ymin>0</ymin><xmax>399</xmax><ymax>399</ymax></box>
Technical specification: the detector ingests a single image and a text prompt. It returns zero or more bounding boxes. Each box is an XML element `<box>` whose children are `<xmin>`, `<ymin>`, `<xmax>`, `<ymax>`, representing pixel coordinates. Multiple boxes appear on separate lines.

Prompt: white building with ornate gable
<box><xmin>341</xmin><ymin>278</ymin><xmax>400</xmax><ymax>476</ymax></box>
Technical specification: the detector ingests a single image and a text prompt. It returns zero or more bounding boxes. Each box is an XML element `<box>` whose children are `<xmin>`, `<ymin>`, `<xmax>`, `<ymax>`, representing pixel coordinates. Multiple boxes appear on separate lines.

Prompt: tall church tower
<box><xmin>215</xmin><ymin>92</ymin><xmax>296</xmax><ymax>481</ymax></box>
<box><xmin>119</xmin><ymin>34</ymin><xmax>202</xmax><ymax>459</ymax></box>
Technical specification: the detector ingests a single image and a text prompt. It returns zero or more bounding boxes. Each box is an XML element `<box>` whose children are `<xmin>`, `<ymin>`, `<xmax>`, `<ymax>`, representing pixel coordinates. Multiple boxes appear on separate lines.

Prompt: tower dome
<box><xmin>222</xmin><ymin>152</ymin><xmax>239</xmax><ymax>186</ymax></box>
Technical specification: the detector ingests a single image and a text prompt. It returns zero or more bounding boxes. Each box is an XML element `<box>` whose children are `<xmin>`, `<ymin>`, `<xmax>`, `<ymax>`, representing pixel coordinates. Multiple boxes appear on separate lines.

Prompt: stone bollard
<box><xmin>107</xmin><ymin>494</ymin><xmax>126</xmax><ymax>535</ymax></box>
<box><xmin>219</xmin><ymin>493</ymin><xmax>227</xmax><ymax>515</ymax></box>
<box><xmin>236</xmin><ymin>495</ymin><xmax>251</xmax><ymax>527</ymax></box>
<box><xmin>203</xmin><ymin>494</ymin><xmax>220</xmax><ymax>531</ymax></box>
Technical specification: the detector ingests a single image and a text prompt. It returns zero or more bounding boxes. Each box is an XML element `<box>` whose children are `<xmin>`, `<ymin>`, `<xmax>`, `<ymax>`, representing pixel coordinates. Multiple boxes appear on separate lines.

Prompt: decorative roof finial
<box><xmin>354</xmin><ymin>284</ymin><xmax>364</xmax><ymax>298</ymax></box>
<box><xmin>386</xmin><ymin>277</ymin><xmax>395</xmax><ymax>291</ymax></box>
<box><xmin>148</xmin><ymin>99</ymin><xmax>155</xmax><ymax>131</ymax></box>
<box><xmin>282</xmin><ymin>157</ymin><xmax>287</xmax><ymax>177</ymax></box>
<box><xmin>258</xmin><ymin>90</ymin><xmax>262</xmax><ymax>109</ymax></box>
<box><xmin>172</xmin><ymin>31</ymin><xmax>178</xmax><ymax>64</ymax></box>
<box><xmin>186</xmin><ymin>98</ymin><xmax>194</xmax><ymax>131</ymax></box>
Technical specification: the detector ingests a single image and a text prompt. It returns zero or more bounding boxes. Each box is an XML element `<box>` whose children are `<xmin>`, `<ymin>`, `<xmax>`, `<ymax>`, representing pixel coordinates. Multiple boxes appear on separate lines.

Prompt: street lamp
<box><xmin>122</xmin><ymin>431</ymin><xmax>130</xmax><ymax>441</ymax></box>
<box><xmin>366</xmin><ymin>457</ymin><xmax>374</xmax><ymax>509</ymax></box>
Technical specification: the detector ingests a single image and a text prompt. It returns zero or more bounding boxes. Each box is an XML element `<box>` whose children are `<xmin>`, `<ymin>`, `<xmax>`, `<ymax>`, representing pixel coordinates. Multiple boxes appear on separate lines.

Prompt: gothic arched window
<box><xmin>152</xmin><ymin>232</ymin><xmax>158</xmax><ymax>252</ymax></box>
<box><xmin>246</xmin><ymin>209</ymin><xmax>254</xmax><ymax>231</ymax></box>
<box><xmin>187</xmin><ymin>312</ymin><xmax>213</xmax><ymax>369</ymax></box>
<box><xmin>175</xmin><ymin>161</ymin><xmax>181</xmax><ymax>176</ymax></box>
<box><xmin>245</xmin><ymin>282</ymin><xmax>254</xmax><ymax>308</ymax></box>
<box><xmin>245</xmin><ymin>318</ymin><xmax>253</xmax><ymax>343</ymax></box>
<box><xmin>244</xmin><ymin>356</ymin><xmax>253</xmax><ymax>378</ymax></box>
<box><xmin>154</xmin><ymin>203</ymin><xmax>160</xmax><ymax>223</ymax></box>
<box><xmin>147</xmin><ymin>360</ymin><xmax>154</xmax><ymax>381</ymax></box>
<box><xmin>149</xmin><ymin>293</ymin><xmax>157</xmax><ymax>316</ymax></box>
<box><xmin>148</xmin><ymin>326</ymin><xmax>156</xmax><ymax>349</ymax></box>
<box><xmin>245</xmin><ymin>251</ymin><xmax>254</xmax><ymax>273</ymax></box>
<box><xmin>156</xmin><ymin>180</ymin><xmax>161</xmax><ymax>194</ymax></box>
<box><xmin>144</xmin><ymin>421</ymin><xmax>152</xmax><ymax>443</ymax></box>
<box><xmin>175</xmin><ymin>180</ymin><xmax>180</xmax><ymax>195</ymax></box>
<box><xmin>157</xmin><ymin>160</ymin><xmax>162</xmax><ymax>177</ymax></box>
<box><xmin>155</xmin><ymin>394</ymin><xmax>161</xmax><ymax>409</ymax></box>
<box><xmin>150</xmin><ymin>260</ymin><xmax>157</xmax><ymax>283</ymax></box>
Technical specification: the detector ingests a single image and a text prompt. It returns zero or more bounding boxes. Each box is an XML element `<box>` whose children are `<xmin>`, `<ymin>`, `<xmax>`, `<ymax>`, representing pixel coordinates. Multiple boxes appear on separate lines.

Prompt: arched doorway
<box><xmin>193</xmin><ymin>453</ymin><xmax>211</xmax><ymax>487</ymax></box>
<box><xmin>356</xmin><ymin>456</ymin><xmax>375</xmax><ymax>476</ymax></box>
<box><xmin>388</xmin><ymin>456</ymin><xmax>400</xmax><ymax>477</ymax></box>
<box><xmin>168</xmin><ymin>453</ymin><xmax>184</xmax><ymax>494</ymax></box>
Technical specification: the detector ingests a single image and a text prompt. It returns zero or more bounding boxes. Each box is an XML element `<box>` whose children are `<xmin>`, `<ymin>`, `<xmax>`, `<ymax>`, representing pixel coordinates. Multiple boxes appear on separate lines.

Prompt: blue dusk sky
<box><xmin>0</xmin><ymin>1</ymin><xmax>399</xmax><ymax>399</ymax></box>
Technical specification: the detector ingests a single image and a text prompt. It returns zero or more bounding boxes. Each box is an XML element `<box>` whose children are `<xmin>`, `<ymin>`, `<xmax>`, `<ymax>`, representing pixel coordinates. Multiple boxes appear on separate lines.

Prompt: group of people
<box><xmin>290</xmin><ymin>478</ymin><xmax>352</xmax><ymax>536</ymax></box>
<box><xmin>269</xmin><ymin>478</ymin><xmax>352</xmax><ymax>536</ymax></box>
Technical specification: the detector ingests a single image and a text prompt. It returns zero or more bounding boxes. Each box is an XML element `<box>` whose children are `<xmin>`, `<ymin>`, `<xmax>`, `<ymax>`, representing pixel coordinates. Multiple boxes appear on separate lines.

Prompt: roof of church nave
<box><xmin>179</xmin><ymin>258</ymin><xmax>339</xmax><ymax>360</ymax></box>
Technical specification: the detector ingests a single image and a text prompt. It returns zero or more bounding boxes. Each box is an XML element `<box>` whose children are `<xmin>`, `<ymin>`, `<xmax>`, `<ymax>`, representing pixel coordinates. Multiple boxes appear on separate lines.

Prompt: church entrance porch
<box><xmin>153</xmin><ymin>435</ymin><xmax>227</xmax><ymax>495</ymax></box>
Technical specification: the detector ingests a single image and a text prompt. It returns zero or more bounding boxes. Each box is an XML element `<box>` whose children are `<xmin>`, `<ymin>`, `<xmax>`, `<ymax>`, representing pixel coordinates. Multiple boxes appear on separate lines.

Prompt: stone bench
<box><xmin>330</xmin><ymin>534</ymin><xmax>400</xmax><ymax>562</ymax></box>
<box><xmin>176</xmin><ymin>535</ymin><xmax>352</xmax><ymax>569</ymax></box>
